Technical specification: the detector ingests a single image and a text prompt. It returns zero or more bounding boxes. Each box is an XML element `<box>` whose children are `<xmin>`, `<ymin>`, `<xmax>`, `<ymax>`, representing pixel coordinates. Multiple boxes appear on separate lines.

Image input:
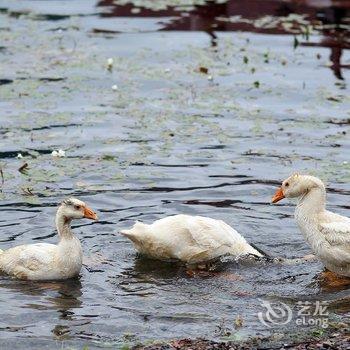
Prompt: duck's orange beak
<box><xmin>84</xmin><ymin>206</ymin><xmax>98</xmax><ymax>220</ymax></box>
<box><xmin>271</xmin><ymin>187</ymin><xmax>285</xmax><ymax>203</ymax></box>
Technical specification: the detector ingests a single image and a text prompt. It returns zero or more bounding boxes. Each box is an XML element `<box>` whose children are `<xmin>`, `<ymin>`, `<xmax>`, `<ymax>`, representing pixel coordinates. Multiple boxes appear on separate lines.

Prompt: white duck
<box><xmin>272</xmin><ymin>173</ymin><xmax>350</xmax><ymax>279</ymax></box>
<box><xmin>121</xmin><ymin>214</ymin><xmax>262</xmax><ymax>264</ymax></box>
<box><xmin>0</xmin><ymin>198</ymin><xmax>97</xmax><ymax>281</ymax></box>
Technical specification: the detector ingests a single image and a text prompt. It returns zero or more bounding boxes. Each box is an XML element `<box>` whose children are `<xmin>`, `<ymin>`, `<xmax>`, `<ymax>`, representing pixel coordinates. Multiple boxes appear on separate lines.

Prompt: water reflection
<box><xmin>117</xmin><ymin>256</ymin><xmax>186</xmax><ymax>295</ymax></box>
<box><xmin>0</xmin><ymin>278</ymin><xmax>82</xmax><ymax>338</ymax></box>
<box><xmin>97</xmin><ymin>0</ymin><xmax>350</xmax><ymax>79</ymax></box>
<box><xmin>126</xmin><ymin>253</ymin><xmax>274</xmax><ymax>283</ymax></box>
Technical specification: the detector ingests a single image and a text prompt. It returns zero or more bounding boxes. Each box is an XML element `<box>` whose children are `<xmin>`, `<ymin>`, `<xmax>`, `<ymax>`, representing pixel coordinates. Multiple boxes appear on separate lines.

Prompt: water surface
<box><xmin>0</xmin><ymin>0</ymin><xmax>349</xmax><ymax>349</ymax></box>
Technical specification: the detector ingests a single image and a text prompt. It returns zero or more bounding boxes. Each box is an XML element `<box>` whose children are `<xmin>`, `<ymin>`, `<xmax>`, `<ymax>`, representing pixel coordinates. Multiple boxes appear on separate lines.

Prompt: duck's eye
<box><xmin>285</xmin><ymin>182</ymin><xmax>289</xmax><ymax>187</ymax></box>
<box><xmin>74</xmin><ymin>205</ymin><xmax>81</xmax><ymax>210</ymax></box>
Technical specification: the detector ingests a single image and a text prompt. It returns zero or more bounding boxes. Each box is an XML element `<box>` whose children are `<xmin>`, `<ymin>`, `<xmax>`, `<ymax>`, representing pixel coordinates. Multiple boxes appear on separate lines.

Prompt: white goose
<box><xmin>0</xmin><ymin>198</ymin><xmax>97</xmax><ymax>281</ymax></box>
<box><xmin>272</xmin><ymin>174</ymin><xmax>350</xmax><ymax>279</ymax></box>
<box><xmin>121</xmin><ymin>214</ymin><xmax>262</xmax><ymax>264</ymax></box>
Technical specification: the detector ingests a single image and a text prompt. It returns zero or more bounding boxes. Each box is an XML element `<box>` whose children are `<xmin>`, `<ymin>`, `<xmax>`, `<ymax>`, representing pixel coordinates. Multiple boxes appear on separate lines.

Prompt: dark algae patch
<box><xmin>0</xmin><ymin>79</ymin><xmax>13</xmax><ymax>85</ymax></box>
<box><xmin>0</xmin><ymin>0</ymin><xmax>349</xmax><ymax>349</ymax></box>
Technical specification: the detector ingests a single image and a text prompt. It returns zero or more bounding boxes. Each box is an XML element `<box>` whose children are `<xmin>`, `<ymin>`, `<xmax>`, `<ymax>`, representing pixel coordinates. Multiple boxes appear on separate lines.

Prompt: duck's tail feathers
<box><xmin>120</xmin><ymin>221</ymin><xmax>148</xmax><ymax>243</ymax></box>
<box><xmin>120</xmin><ymin>229</ymin><xmax>138</xmax><ymax>240</ymax></box>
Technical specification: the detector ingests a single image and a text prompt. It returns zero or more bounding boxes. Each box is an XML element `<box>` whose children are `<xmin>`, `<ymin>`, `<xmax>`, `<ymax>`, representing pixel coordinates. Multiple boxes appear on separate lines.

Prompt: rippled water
<box><xmin>0</xmin><ymin>0</ymin><xmax>349</xmax><ymax>348</ymax></box>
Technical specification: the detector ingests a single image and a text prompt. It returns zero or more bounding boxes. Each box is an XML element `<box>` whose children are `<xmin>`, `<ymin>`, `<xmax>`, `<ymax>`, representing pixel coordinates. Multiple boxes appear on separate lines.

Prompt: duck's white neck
<box><xmin>55</xmin><ymin>209</ymin><xmax>74</xmax><ymax>240</ymax></box>
<box><xmin>54</xmin><ymin>207</ymin><xmax>83</xmax><ymax>278</ymax></box>
<box><xmin>294</xmin><ymin>186</ymin><xmax>326</xmax><ymax>253</ymax></box>
<box><xmin>296</xmin><ymin>187</ymin><xmax>326</xmax><ymax>217</ymax></box>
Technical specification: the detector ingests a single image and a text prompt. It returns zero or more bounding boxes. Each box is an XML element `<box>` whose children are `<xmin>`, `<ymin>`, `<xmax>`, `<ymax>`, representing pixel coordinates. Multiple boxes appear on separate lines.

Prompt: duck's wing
<box><xmin>185</xmin><ymin>216</ymin><xmax>247</xmax><ymax>251</ymax></box>
<box><xmin>0</xmin><ymin>243</ymin><xmax>56</xmax><ymax>274</ymax></box>
<box><xmin>319</xmin><ymin>222</ymin><xmax>350</xmax><ymax>246</ymax></box>
<box><xmin>319</xmin><ymin>221</ymin><xmax>350</xmax><ymax>264</ymax></box>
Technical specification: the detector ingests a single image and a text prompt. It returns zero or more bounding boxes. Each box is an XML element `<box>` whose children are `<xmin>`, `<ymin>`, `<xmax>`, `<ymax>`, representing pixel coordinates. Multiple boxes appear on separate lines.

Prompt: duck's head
<box><xmin>59</xmin><ymin>198</ymin><xmax>98</xmax><ymax>220</ymax></box>
<box><xmin>272</xmin><ymin>173</ymin><xmax>325</xmax><ymax>203</ymax></box>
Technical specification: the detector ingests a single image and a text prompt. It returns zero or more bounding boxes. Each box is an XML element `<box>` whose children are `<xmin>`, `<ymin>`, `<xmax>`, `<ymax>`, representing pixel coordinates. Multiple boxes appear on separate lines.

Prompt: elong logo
<box><xmin>258</xmin><ymin>300</ymin><xmax>329</xmax><ymax>328</ymax></box>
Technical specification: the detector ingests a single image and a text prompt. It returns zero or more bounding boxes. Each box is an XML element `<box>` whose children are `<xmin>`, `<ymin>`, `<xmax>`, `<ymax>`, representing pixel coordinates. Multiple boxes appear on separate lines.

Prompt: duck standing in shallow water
<box><xmin>0</xmin><ymin>198</ymin><xmax>97</xmax><ymax>281</ymax></box>
<box><xmin>272</xmin><ymin>173</ymin><xmax>350</xmax><ymax>285</ymax></box>
<box><xmin>121</xmin><ymin>214</ymin><xmax>262</xmax><ymax>264</ymax></box>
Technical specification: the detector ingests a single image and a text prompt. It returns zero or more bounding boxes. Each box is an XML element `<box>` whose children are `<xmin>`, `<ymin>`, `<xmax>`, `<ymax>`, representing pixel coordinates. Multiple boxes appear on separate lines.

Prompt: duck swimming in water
<box><xmin>272</xmin><ymin>173</ymin><xmax>350</xmax><ymax>284</ymax></box>
<box><xmin>121</xmin><ymin>214</ymin><xmax>262</xmax><ymax>264</ymax></box>
<box><xmin>0</xmin><ymin>198</ymin><xmax>97</xmax><ymax>281</ymax></box>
